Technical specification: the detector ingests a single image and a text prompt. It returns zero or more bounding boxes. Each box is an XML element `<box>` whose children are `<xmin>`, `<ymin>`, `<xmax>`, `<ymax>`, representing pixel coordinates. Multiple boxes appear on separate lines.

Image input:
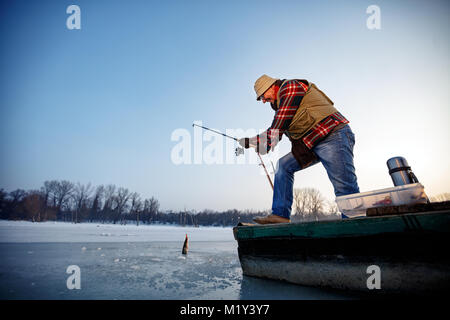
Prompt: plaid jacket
<box><xmin>250</xmin><ymin>80</ymin><xmax>348</xmax><ymax>152</ymax></box>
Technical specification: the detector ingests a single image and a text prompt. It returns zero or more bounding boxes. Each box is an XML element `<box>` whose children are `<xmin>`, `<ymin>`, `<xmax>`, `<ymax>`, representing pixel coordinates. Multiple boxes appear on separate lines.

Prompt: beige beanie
<box><xmin>254</xmin><ymin>74</ymin><xmax>278</xmax><ymax>100</ymax></box>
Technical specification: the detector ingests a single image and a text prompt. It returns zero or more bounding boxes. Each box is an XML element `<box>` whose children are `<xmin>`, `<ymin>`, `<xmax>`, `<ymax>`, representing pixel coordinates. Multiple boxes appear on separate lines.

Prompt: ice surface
<box><xmin>0</xmin><ymin>221</ymin><xmax>359</xmax><ymax>300</ymax></box>
<box><xmin>0</xmin><ymin>220</ymin><xmax>234</xmax><ymax>243</ymax></box>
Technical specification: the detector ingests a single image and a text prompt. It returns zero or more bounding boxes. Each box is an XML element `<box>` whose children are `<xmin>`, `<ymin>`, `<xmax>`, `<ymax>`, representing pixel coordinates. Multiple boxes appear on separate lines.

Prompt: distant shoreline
<box><xmin>0</xmin><ymin>219</ymin><xmax>233</xmax><ymax>229</ymax></box>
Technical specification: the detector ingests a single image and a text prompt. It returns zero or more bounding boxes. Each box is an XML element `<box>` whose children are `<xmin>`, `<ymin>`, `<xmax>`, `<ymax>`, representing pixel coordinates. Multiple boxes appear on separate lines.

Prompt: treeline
<box><xmin>0</xmin><ymin>180</ymin><xmax>268</xmax><ymax>226</ymax></box>
<box><xmin>291</xmin><ymin>187</ymin><xmax>340</xmax><ymax>222</ymax></box>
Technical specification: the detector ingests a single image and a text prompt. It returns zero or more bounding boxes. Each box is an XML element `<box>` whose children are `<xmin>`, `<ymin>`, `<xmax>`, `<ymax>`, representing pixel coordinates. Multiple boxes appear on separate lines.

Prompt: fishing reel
<box><xmin>235</xmin><ymin>147</ymin><xmax>245</xmax><ymax>156</ymax></box>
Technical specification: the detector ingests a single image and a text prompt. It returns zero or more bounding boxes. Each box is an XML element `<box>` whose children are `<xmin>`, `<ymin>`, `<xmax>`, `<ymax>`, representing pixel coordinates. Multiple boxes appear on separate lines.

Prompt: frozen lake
<box><xmin>0</xmin><ymin>221</ymin><xmax>359</xmax><ymax>299</ymax></box>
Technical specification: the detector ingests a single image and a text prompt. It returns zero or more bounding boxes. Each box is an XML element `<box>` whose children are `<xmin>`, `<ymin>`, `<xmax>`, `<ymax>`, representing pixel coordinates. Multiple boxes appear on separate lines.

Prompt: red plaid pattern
<box><xmin>250</xmin><ymin>80</ymin><xmax>349</xmax><ymax>152</ymax></box>
<box><xmin>302</xmin><ymin>112</ymin><xmax>349</xmax><ymax>149</ymax></box>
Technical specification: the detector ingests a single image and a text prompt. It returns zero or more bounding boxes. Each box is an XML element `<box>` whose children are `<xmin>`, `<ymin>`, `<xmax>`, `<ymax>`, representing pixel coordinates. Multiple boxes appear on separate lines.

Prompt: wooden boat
<box><xmin>233</xmin><ymin>202</ymin><xmax>450</xmax><ymax>295</ymax></box>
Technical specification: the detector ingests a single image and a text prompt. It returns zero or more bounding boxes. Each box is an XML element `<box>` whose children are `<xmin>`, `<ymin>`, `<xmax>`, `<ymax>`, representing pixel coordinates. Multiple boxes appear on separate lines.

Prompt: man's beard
<box><xmin>270</xmin><ymin>101</ymin><xmax>278</xmax><ymax>111</ymax></box>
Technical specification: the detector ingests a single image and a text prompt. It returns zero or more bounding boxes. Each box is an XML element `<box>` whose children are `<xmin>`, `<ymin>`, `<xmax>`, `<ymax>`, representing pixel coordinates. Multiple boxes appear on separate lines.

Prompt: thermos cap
<box><xmin>387</xmin><ymin>157</ymin><xmax>409</xmax><ymax>171</ymax></box>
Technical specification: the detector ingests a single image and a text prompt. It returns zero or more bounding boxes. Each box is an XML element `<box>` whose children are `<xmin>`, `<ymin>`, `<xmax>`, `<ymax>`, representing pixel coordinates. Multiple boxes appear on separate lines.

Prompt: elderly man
<box><xmin>239</xmin><ymin>75</ymin><xmax>359</xmax><ymax>224</ymax></box>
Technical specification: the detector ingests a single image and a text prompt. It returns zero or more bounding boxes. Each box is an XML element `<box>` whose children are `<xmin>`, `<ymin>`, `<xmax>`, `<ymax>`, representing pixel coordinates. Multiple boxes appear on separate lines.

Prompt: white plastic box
<box><xmin>336</xmin><ymin>183</ymin><xmax>428</xmax><ymax>218</ymax></box>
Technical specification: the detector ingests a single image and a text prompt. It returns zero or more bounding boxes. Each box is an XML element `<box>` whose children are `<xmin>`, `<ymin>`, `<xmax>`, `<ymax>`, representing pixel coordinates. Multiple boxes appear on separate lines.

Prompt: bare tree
<box><xmin>129</xmin><ymin>192</ymin><xmax>142</xmax><ymax>226</ymax></box>
<box><xmin>54</xmin><ymin>180</ymin><xmax>74</xmax><ymax>220</ymax></box>
<box><xmin>90</xmin><ymin>185</ymin><xmax>104</xmax><ymax>222</ymax></box>
<box><xmin>42</xmin><ymin>180</ymin><xmax>58</xmax><ymax>207</ymax></box>
<box><xmin>149</xmin><ymin>197</ymin><xmax>159</xmax><ymax>219</ymax></box>
<box><xmin>9</xmin><ymin>189</ymin><xmax>26</xmax><ymax>204</ymax></box>
<box><xmin>293</xmin><ymin>188</ymin><xmax>309</xmax><ymax>220</ymax></box>
<box><xmin>102</xmin><ymin>184</ymin><xmax>116</xmax><ymax>223</ymax></box>
<box><xmin>113</xmin><ymin>187</ymin><xmax>131</xmax><ymax>224</ymax></box>
<box><xmin>23</xmin><ymin>191</ymin><xmax>46</xmax><ymax>222</ymax></box>
<box><xmin>0</xmin><ymin>189</ymin><xmax>7</xmax><ymax>219</ymax></box>
<box><xmin>7</xmin><ymin>189</ymin><xmax>27</xmax><ymax>219</ymax></box>
<box><xmin>41</xmin><ymin>181</ymin><xmax>59</xmax><ymax>220</ymax></box>
<box><xmin>293</xmin><ymin>188</ymin><xmax>326</xmax><ymax>222</ymax></box>
<box><xmin>143</xmin><ymin>196</ymin><xmax>159</xmax><ymax>224</ymax></box>
<box><xmin>308</xmin><ymin>188</ymin><xmax>325</xmax><ymax>221</ymax></box>
<box><xmin>326</xmin><ymin>201</ymin><xmax>340</xmax><ymax>219</ymax></box>
<box><xmin>72</xmin><ymin>183</ymin><xmax>93</xmax><ymax>223</ymax></box>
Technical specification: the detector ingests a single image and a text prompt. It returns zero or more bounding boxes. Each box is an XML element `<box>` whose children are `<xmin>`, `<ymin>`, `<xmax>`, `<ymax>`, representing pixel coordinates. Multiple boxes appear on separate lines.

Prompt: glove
<box><xmin>257</xmin><ymin>145</ymin><xmax>269</xmax><ymax>155</ymax></box>
<box><xmin>238</xmin><ymin>138</ymin><xmax>250</xmax><ymax>149</ymax></box>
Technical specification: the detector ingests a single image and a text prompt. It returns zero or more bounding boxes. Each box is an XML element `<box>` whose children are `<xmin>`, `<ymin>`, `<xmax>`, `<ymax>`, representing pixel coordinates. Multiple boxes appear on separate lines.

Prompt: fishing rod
<box><xmin>257</xmin><ymin>152</ymin><xmax>274</xmax><ymax>190</ymax></box>
<box><xmin>192</xmin><ymin>123</ymin><xmax>238</xmax><ymax>142</ymax></box>
<box><xmin>192</xmin><ymin>123</ymin><xmax>274</xmax><ymax>190</ymax></box>
<box><xmin>193</xmin><ymin>123</ymin><xmax>242</xmax><ymax>156</ymax></box>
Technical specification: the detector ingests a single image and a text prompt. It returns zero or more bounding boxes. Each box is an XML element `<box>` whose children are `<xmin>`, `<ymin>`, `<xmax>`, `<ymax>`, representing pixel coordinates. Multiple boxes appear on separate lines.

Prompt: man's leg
<box><xmin>313</xmin><ymin>125</ymin><xmax>360</xmax><ymax>197</ymax></box>
<box><xmin>271</xmin><ymin>152</ymin><xmax>305</xmax><ymax>219</ymax></box>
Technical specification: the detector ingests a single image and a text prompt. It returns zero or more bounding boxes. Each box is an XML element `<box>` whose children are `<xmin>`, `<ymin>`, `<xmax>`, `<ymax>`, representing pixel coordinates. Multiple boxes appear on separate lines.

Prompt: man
<box><xmin>239</xmin><ymin>75</ymin><xmax>359</xmax><ymax>224</ymax></box>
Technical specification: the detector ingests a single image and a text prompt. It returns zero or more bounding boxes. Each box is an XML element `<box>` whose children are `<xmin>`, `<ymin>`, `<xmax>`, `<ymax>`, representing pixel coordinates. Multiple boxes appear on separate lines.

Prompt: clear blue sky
<box><xmin>1</xmin><ymin>0</ymin><xmax>449</xmax><ymax>211</ymax></box>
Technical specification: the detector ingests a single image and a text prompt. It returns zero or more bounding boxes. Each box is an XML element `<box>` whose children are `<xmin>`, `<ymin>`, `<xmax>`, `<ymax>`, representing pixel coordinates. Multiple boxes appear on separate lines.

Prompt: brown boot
<box><xmin>253</xmin><ymin>214</ymin><xmax>290</xmax><ymax>225</ymax></box>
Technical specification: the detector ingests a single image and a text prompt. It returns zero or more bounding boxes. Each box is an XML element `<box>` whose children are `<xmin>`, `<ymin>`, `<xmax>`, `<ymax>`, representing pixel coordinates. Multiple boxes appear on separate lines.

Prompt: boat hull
<box><xmin>239</xmin><ymin>253</ymin><xmax>450</xmax><ymax>294</ymax></box>
<box><xmin>234</xmin><ymin>211</ymin><xmax>450</xmax><ymax>295</ymax></box>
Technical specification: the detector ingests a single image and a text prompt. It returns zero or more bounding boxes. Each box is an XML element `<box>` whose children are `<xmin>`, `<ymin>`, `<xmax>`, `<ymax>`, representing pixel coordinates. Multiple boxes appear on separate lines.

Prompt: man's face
<box><xmin>260</xmin><ymin>85</ymin><xmax>278</xmax><ymax>105</ymax></box>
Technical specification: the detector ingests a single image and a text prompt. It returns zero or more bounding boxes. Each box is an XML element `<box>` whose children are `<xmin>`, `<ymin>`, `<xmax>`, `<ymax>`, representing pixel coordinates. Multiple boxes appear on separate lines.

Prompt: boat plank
<box><xmin>366</xmin><ymin>201</ymin><xmax>450</xmax><ymax>217</ymax></box>
<box><xmin>234</xmin><ymin>211</ymin><xmax>450</xmax><ymax>240</ymax></box>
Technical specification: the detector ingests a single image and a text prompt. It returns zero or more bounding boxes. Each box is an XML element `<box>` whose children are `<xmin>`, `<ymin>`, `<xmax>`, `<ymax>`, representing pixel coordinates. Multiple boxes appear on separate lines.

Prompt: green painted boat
<box><xmin>233</xmin><ymin>208</ymin><xmax>450</xmax><ymax>295</ymax></box>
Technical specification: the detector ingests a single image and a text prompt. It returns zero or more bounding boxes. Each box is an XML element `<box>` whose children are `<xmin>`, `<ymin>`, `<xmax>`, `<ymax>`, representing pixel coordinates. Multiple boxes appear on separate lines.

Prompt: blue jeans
<box><xmin>272</xmin><ymin>125</ymin><xmax>359</xmax><ymax>219</ymax></box>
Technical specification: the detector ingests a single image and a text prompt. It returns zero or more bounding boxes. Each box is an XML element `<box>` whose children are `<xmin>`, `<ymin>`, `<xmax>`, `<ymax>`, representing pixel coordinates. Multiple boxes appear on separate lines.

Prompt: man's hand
<box><xmin>238</xmin><ymin>138</ymin><xmax>250</xmax><ymax>149</ymax></box>
<box><xmin>257</xmin><ymin>146</ymin><xmax>269</xmax><ymax>155</ymax></box>
<box><xmin>239</xmin><ymin>137</ymin><xmax>263</xmax><ymax>152</ymax></box>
